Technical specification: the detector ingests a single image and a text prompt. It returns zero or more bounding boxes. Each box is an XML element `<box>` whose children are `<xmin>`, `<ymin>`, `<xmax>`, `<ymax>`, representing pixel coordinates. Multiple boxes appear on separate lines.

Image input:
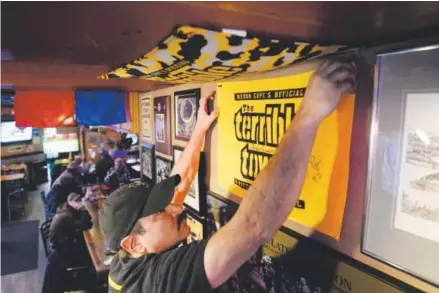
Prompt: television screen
<box><xmin>1</xmin><ymin>121</ymin><xmax>33</xmax><ymax>144</ymax></box>
<box><xmin>43</xmin><ymin>128</ymin><xmax>79</xmax><ymax>158</ymax></box>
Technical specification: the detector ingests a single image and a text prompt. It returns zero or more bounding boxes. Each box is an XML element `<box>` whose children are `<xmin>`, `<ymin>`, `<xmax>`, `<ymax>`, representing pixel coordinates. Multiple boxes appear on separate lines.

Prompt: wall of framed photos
<box><xmin>138</xmin><ymin>41</ymin><xmax>439</xmax><ymax>292</ymax></box>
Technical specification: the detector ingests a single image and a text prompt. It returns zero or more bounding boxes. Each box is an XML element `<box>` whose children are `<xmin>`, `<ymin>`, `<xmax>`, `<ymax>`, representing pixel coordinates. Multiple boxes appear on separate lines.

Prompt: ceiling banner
<box><xmin>14</xmin><ymin>90</ymin><xmax>75</xmax><ymax>127</ymax></box>
<box><xmin>98</xmin><ymin>26</ymin><xmax>346</xmax><ymax>84</ymax></box>
<box><xmin>75</xmin><ymin>91</ymin><xmax>127</xmax><ymax>126</ymax></box>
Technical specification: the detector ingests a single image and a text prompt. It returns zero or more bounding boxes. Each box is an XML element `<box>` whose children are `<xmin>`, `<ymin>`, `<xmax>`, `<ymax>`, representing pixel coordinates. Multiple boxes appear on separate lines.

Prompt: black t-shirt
<box><xmin>109</xmin><ymin>240</ymin><xmax>213</xmax><ymax>293</ymax></box>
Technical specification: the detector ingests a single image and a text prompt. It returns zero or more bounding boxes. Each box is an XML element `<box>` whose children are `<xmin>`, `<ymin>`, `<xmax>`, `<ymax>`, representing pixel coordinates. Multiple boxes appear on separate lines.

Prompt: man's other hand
<box><xmin>195</xmin><ymin>91</ymin><xmax>219</xmax><ymax>133</ymax></box>
<box><xmin>300</xmin><ymin>60</ymin><xmax>357</xmax><ymax>122</ymax></box>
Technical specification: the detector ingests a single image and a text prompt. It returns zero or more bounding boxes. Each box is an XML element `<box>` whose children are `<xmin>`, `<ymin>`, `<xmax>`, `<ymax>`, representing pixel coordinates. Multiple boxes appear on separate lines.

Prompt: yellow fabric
<box><xmin>108</xmin><ymin>276</ymin><xmax>122</xmax><ymax>291</ymax></box>
<box><xmin>129</xmin><ymin>92</ymin><xmax>140</xmax><ymax>134</ymax></box>
<box><xmin>217</xmin><ymin>71</ymin><xmax>355</xmax><ymax>240</ymax></box>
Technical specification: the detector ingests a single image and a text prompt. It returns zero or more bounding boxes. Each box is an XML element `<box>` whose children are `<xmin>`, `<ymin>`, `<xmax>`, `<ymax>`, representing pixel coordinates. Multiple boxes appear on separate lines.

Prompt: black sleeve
<box><xmin>151</xmin><ymin>240</ymin><xmax>213</xmax><ymax>293</ymax></box>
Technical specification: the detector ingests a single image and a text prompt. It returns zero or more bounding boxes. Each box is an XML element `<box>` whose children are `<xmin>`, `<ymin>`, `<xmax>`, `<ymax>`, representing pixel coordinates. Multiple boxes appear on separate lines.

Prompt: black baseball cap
<box><xmin>99</xmin><ymin>175</ymin><xmax>181</xmax><ymax>250</ymax></box>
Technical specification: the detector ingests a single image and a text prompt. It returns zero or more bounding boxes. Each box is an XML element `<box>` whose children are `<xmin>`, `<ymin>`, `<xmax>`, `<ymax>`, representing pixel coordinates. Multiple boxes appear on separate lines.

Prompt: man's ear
<box><xmin>120</xmin><ymin>234</ymin><xmax>148</xmax><ymax>256</ymax></box>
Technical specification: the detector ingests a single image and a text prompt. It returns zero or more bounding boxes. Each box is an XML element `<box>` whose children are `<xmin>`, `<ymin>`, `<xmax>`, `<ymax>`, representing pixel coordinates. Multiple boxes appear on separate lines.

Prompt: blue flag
<box><xmin>75</xmin><ymin>91</ymin><xmax>126</xmax><ymax>126</ymax></box>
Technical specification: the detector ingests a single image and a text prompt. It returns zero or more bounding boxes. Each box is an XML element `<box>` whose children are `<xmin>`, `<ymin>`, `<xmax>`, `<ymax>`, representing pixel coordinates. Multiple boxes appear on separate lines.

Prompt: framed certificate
<box><xmin>173</xmin><ymin>146</ymin><xmax>206</xmax><ymax>216</ymax></box>
<box><xmin>174</xmin><ymin>88</ymin><xmax>200</xmax><ymax>142</ymax></box>
<box><xmin>154</xmin><ymin>96</ymin><xmax>172</xmax><ymax>156</ymax></box>
<box><xmin>362</xmin><ymin>44</ymin><xmax>439</xmax><ymax>286</ymax></box>
<box><xmin>140</xmin><ymin>142</ymin><xmax>155</xmax><ymax>183</ymax></box>
<box><xmin>140</xmin><ymin>94</ymin><xmax>152</xmax><ymax>140</ymax></box>
<box><xmin>155</xmin><ymin>154</ymin><xmax>173</xmax><ymax>184</ymax></box>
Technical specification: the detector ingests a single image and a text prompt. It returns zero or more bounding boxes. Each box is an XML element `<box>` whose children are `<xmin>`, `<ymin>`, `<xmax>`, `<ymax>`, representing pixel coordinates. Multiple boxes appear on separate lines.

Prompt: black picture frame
<box><xmin>173</xmin><ymin>146</ymin><xmax>207</xmax><ymax>217</ymax></box>
<box><xmin>155</xmin><ymin>154</ymin><xmax>173</xmax><ymax>184</ymax></box>
<box><xmin>185</xmin><ymin>209</ymin><xmax>207</xmax><ymax>244</ymax></box>
<box><xmin>154</xmin><ymin>95</ymin><xmax>172</xmax><ymax>156</ymax></box>
<box><xmin>140</xmin><ymin>142</ymin><xmax>155</xmax><ymax>184</ymax></box>
<box><xmin>174</xmin><ymin>88</ymin><xmax>201</xmax><ymax>142</ymax></box>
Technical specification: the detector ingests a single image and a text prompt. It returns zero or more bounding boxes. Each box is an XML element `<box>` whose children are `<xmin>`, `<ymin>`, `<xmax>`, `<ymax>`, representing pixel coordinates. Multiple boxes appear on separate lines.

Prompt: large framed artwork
<box><xmin>185</xmin><ymin>210</ymin><xmax>206</xmax><ymax>244</ymax></box>
<box><xmin>174</xmin><ymin>88</ymin><xmax>200</xmax><ymax>142</ymax></box>
<box><xmin>140</xmin><ymin>142</ymin><xmax>155</xmax><ymax>183</ymax></box>
<box><xmin>173</xmin><ymin>146</ymin><xmax>206</xmax><ymax>215</ymax></box>
<box><xmin>140</xmin><ymin>94</ymin><xmax>152</xmax><ymax>140</ymax></box>
<box><xmin>363</xmin><ymin>45</ymin><xmax>439</xmax><ymax>286</ymax></box>
<box><xmin>154</xmin><ymin>96</ymin><xmax>172</xmax><ymax>156</ymax></box>
<box><xmin>155</xmin><ymin>154</ymin><xmax>173</xmax><ymax>183</ymax></box>
<box><xmin>217</xmin><ymin>71</ymin><xmax>356</xmax><ymax>240</ymax></box>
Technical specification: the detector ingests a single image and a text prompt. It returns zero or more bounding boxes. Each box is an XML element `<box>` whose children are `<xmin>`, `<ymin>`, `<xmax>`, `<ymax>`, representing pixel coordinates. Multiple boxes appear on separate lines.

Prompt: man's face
<box><xmin>137</xmin><ymin>204</ymin><xmax>190</xmax><ymax>252</ymax></box>
<box><xmin>68</xmin><ymin>200</ymin><xmax>85</xmax><ymax>211</ymax></box>
<box><xmin>115</xmin><ymin>159</ymin><xmax>124</xmax><ymax>170</ymax></box>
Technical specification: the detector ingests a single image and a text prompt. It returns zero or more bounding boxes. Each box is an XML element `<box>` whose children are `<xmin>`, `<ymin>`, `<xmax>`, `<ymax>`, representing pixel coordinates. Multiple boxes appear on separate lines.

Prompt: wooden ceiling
<box><xmin>2</xmin><ymin>1</ymin><xmax>439</xmax><ymax>91</ymax></box>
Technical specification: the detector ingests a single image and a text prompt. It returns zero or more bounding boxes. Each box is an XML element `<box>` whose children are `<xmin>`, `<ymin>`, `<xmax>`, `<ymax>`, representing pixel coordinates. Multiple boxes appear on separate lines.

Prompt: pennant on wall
<box><xmin>14</xmin><ymin>90</ymin><xmax>75</xmax><ymax>127</ymax></box>
<box><xmin>98</xmin><ymin>26</ymin><xmax>346</xmax><ymax>84</ymax></box>
<box><xmin>75</xmin><ymin>91</ymin><xmax>127</xmax><ymax>126</ymax></box>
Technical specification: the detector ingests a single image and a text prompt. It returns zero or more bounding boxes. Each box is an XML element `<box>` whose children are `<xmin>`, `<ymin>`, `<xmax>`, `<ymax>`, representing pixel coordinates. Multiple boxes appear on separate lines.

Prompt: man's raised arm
<box><xmin>204</xmin><ymin>61</ymin><xmax>357</xmax><ymax>288</ymax></box>
<box><xmin>171</xmin><ymin>92</ymin><xmax>219</xmax><ymax>205</ymax></box>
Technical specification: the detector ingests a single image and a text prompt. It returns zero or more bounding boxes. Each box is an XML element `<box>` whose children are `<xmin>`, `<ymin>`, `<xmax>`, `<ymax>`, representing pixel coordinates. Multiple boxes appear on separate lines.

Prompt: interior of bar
<box><xmin>1</xmin><ymin>2</ymin><xmax>439</xmax><ymax>293</ymax></box>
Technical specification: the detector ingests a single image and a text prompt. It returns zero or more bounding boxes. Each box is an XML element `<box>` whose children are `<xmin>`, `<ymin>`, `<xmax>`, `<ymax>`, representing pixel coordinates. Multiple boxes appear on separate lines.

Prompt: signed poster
<box><xmin>154</xmin><ymin>96</ymin><xmax>172</xmax><ymax>155</ymax></box>
<box><xmin>217</xmin><ymin>71</ymin><xmax>355</xmax><ymax>239</ymax></box>
<box><xmin>141</xmin><ymin>95</ymin><xmax>152</xmax><ymax>140</ymax></box>
<box><xmin>175</xmin><ymin>89</ymin><xmax>200</xmax><ymax>141</ymax></box>
<box><xmin>394</xmin><ymin>92</ymin><xmax>439</xmax><ymax>243</ymax></box>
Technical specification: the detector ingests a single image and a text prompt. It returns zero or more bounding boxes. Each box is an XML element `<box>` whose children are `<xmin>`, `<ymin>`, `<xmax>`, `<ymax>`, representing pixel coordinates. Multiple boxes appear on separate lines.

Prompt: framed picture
<box><xmin>173</xmin><ymin>146</ymin><xmax>206</xmax><ymax>215</ymax></box>
<box><xmin>206</xmin><ymin>192</ymin><xmax>238</xmax><ymax>238</ymax></box>
<box><xmin>154</xmin><ymin>96</ymin><xmax>172</xmax><ymax>155</ymax></box>
<box><xmin>174</xmin><ymin>88</ymin><xmax>200</xmax><ymax>142</ymax></box>
<box><xmin>140</xmin><ymin>142</ymin><xmax>155</xmax><ymax>183</ymax></box>
<box><xmin>261</xmin><ymin>228</ymin><xmax>417</xmax><ymax>293</ymax></box>
<box><xmin>362</xmin><ymin>45</ymin><xmax>439</xmax><ymax>286</ymax></box>
<box><xmin>185</xmin><ymin>210</ymin><xmax>206</xmax><ymax>244</ymax></box>
<box><xmin>140</xmin><ymin>94</ymin><xmax>152</xmax><ymax>140</ymax></box>
<box><xmin>155</xmin><ymin>155</ymin><xmax>173</xmax><ymax>184</ymax></box>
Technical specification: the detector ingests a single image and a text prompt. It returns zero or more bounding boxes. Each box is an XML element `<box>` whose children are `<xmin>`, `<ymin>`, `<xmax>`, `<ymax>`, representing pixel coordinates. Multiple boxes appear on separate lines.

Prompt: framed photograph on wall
<box><xmin>140</xmin><ymin>142</ymin><xmax>155</xmax><ymax>183</ymax></box>
<box><xmin>206</xmin><ymin>192</ymin><xmax>238</xmax><ymax>237</ymax></box>
<box><xmin>155</xmin><ymin>154</ymin><xmax>173</xmax><ymax>183</ymax></box>
<box><xmin>174</xmin><ymin>88</ymin><xmax>200</xmax><ymax>142</ymax></box>
<box><xmin>185</xmin><ymin>210</ymin><xmax>206</xmax><ymax>244</ymax></box>
<box><xmin>140</xmin><ymin>94</ymin><xmax>152</xmax><ymax>140</ymax></box>
<box><xmin>362</xmin><ymin>45</ymin><xmax>439</xmax><ymax>286</ymax></box>
<box><xmin>154</xmin><ymin>96</ymin><xmax>172</xmax><ymax>155</ymax></box>
<box><xmin>173</xmin><ymin>146</ymin><xmax>206</xmax><ymax>215</ymax></box>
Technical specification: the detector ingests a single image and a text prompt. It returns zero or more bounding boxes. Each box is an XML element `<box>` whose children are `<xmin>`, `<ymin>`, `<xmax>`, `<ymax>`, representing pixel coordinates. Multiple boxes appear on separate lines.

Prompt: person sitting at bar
<box><xmin>104</xmin><ymin>158</ymin><xmax>130</xmax><ymax>191</ymax></box>
<box><xmin>95</xmin><ymin>150</ymin><xmax>114</xmax><ymax>183</ymax></box>
<box><xmin>110</xmin><ymin>141</ymin><xmax>128</xmax><ymax>161</ymax></box>
<box><xmin>74</xmin><ymin>154</ymin><xmax>92</xmax><ymax>174</ymax></box>
<box><xmin>98</xmin><ymin>60</ymin><xmax>357</xmax><ymax>293</ymax></box>
<box><xmin>42</xmin><ymin>192</ymin><xmax>93</xmax><ymax>293</ymax></box>
<box><xmin>45</xmin><ymin>162</ymin><xmax>83</xmax><ymax>219</ymax></box>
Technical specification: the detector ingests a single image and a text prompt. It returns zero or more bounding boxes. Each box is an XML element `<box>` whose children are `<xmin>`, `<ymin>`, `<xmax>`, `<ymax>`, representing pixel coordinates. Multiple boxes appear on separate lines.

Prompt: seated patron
<box><xmin>110</xmin><ymin>141</ymin><xmax>128</xmax><ymax>161</ymax></box>
<box><xmin>104</xmin><ymin>158</ymin><xmax>130</xmax><ymax>191</ymax></box>
<box><xmin>45</xmin><ymin>162</ymin><xmax>83</xmax><ymax>219</ymax></box>
<box><xmin>95</xmin><ymin>150</ymin><xmax>114</xmax><ymax>183</ymax></box>
<box><xmin>42</xmin><ymin>193</ymin><xmax>93</xmax><ymax>293</ymax></box>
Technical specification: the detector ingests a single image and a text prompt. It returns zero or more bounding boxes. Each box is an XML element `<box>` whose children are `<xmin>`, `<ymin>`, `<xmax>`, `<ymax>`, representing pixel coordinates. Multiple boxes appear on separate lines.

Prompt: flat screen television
<box><xmin>1</xmin><ymin>121</ymin><xmax>33</xmax><ymax>144</ymax></box>
<box><xmin>43</xmin><ymin>128</ymin><xmax>79</xmax><ymax>158</ymax></box>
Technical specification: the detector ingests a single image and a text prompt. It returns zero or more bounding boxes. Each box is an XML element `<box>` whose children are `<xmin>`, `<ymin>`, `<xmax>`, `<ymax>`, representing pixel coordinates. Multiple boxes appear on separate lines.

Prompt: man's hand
<box><xmin>195</xmin><ymin>91</ymin><xmax>220</xmax><ymax>133</ymax></box>
<box><xmin>299</xmin><ymin>60</ymin><xmax>357</xmax><ymax>122</ymax></box>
